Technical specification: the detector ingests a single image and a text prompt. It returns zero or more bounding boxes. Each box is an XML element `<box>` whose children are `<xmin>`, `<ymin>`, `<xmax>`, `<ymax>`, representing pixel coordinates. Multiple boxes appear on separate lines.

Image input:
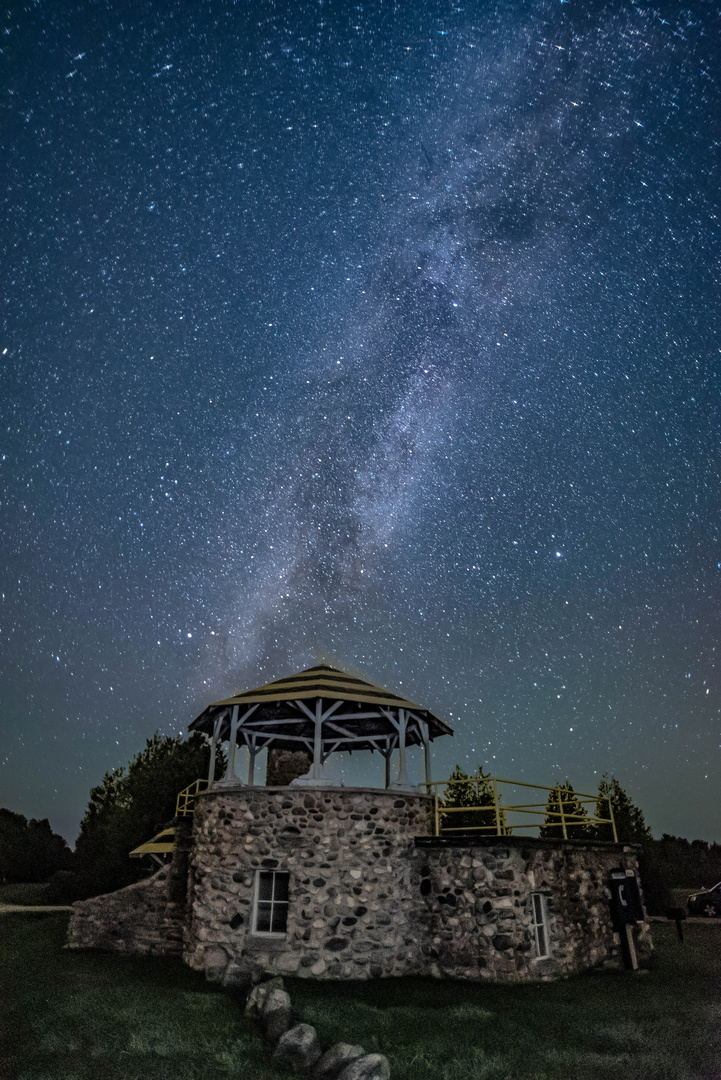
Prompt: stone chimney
<box><xmin>266</xmin><ymin>748</ymin><xmax>313</xmax><ymax>786</ymax></box>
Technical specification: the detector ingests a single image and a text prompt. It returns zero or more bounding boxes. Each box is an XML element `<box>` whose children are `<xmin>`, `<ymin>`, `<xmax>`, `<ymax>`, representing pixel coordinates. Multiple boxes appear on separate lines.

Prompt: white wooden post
<box><xmin>208</xmin><ymin>714</ymin><xmax>223</xmax><ymax>786</ymax></box>
<box><xmin>248</xmin><ymin>741</ymin><xmax>257</xmax><ymax>787</ymax></box>
<box><xmin>419</xmin><ymin>720</ymin><xmax>432</xmax><ymax>789</ymax></box>
<box><xmin>311</xmin><ymin>699</ymin><xmax>323</xmax><ymax>780</ymax></box>
<box><xmin>238</xmin><ymin>744</ymin><xmax>249</xmax><ymax>783</ymax></box>
<box><xmin>384</xmin><ymin>747</ymin><xmax>391</xmax><ymax>789</ymax></box>
<box><xmin>221</xmin><ymin>705</ymin><xmax>240</xmax><ymax>783</ymax></box>
<box><xmin>391</xmin><ymin>709</ymin><xmax>409</xmax><ymax>789</ymax></box>
<box><xmin>286</xmin><ymin>699</ymin><xmax>340</xmax><ymax>787</ymax></box>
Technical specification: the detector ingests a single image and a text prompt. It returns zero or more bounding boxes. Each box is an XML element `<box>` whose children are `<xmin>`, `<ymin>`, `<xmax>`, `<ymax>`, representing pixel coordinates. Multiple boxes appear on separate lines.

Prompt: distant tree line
<box><xmin>637</xmin><ymin>835</ymin><xmax>721</xmax><ymax>914</ymax></box>
<box><xmin>0</xmin><ymin>810</ymin><xmax>72</xmax><ymax>884</ymax></box>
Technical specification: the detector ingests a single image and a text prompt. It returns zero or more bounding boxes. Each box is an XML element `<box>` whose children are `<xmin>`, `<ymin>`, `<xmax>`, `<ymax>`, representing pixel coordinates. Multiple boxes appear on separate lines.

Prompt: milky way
<box><xmin>1</xmin><ymin>0</ymin><xmax>718</xmax><ymax>842</ymax></box>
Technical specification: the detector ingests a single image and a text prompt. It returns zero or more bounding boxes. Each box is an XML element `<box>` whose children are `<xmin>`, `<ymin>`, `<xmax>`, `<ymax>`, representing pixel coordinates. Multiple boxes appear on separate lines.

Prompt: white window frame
<box><xmin>251</xmin><ymin>869</ymin><xmax>290</xmax><ymax>936</ymax></box>
<box><xmin>531</xmin><ymin>892</ymin><xmax>551</xmax><ymax>959</ymax></box>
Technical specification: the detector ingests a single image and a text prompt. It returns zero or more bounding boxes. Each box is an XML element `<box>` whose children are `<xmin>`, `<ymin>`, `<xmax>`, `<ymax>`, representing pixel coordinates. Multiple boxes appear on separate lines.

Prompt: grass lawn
<box><xmin>2</xmin><ymin>914</ymin><xmax>719</xmax><ymax>1080</ymax></box>
<box><xmin>0</xmin><ymin>911</ymin><xmax>278</xmax><ymax>1080</ymax></box>
<box><xmin>288</xmin><ymin>923</ymin><xmax>721</xmax><ymax>1080</ymax></box>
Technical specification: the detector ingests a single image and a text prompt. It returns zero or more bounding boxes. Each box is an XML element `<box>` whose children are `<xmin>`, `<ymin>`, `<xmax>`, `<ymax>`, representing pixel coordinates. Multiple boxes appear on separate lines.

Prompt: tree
<box><xmin>74</xmin><ymin>731</ymin><xmax>223</xmax><ymax>898</ymax></box>
<box><xmin>0</xmin><ymin>809</ymin><xmax>72</xmax><ymax>883</ymax></box>
<box><xmin>540</xmin><ymin>782</ymin><xmax>591</xmax><ymax>839</ymax></box>
<box><xmin>593</xmin><ymin>774</ymin><xmax>651</xmax><ymax>844</ymax></box>
<box><xmin>441</xmin><ymin>765</ymin><xmax>507</xmax><ymax>834</ymax></box>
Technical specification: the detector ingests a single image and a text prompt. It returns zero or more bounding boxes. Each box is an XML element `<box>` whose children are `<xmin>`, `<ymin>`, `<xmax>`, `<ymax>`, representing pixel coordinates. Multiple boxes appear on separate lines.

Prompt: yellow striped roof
<box><xmin>129</xmin><ymin>828</ymin><xmax>175</xmax><ymax>857</ymax></box>
<box><xmin>210</xmin><ymin>664</ymin><xmax>426</xmax><ymax>711</ymax></box>
<box><xmin>190</xmin><ymin>664</ymin><xmax>453</xmax><ymax>739</ymax></box>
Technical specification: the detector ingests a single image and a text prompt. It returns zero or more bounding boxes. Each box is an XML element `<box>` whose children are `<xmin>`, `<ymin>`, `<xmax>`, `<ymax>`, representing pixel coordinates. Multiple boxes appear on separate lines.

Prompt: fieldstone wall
<box><xmin>184</xmin><ymin>785</ymin><xmax>432</xmax><ymax>983</ymax></box>
<box><xmin>184</xmin><ymin>786</ymin><xmax>648</xmax><ymax>985</ymax></box>
<box><xmin>66</xmin><ymin>786</ymin><xmax>651</xmax><ymax>984</ymax></box>
<box><xmin>66</xmin><ymin>866</ymin><xmax>184</xmax><ymax>955</ymax></box>
<box><xmin>415</xmin><ymin>835</ymin><xmax>649</xmax><ymax>980</ymax></box>
<box><xmin>67</xmin><ymin>817</ymin><xmax>193</xmax><ymax>956</ymax></box>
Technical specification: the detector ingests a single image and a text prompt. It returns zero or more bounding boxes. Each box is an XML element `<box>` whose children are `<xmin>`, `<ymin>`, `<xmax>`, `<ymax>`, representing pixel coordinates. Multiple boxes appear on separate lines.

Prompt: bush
<box><xmin>0</xmin><ymin>882</ymin><xmax>53</xmax><ymax>905</ymax></box>
<box><xmin>45</xmin><ymin>870</ymin><xmax>81</xmax><ymax>905</ymax></box>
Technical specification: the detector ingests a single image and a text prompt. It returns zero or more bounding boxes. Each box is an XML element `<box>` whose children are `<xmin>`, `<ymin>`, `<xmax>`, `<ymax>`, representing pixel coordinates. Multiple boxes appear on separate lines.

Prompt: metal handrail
<box><xmin>421</xmin><ymin>777</ymin><xmax>618</xmax><ymax>842</ymax></box>
<box><xmin>176</xmin><ymin>778</ymin><xmax>210</xmax><ymax>816</ymax></box>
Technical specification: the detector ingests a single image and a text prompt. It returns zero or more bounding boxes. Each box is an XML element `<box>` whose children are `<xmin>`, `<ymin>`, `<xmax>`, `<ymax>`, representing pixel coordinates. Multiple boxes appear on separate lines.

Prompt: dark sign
<box><xmin>609</xmin><ymin>869</ymin><xmax>644</xmax><ymax>925</ymax></box>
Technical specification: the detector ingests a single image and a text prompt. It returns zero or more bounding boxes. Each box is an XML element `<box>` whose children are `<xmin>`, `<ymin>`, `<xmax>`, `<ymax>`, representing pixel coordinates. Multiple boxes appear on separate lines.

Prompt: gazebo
<box><xmin>189</xmin><ymin>664</ymin><xmax>453</xmax><ymax>790</ymax></box>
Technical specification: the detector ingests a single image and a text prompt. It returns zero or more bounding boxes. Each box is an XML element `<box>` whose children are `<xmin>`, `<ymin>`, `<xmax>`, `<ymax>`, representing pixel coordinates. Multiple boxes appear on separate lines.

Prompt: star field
<box><xmin>1</xmin><ymin>0</ymin><xmax>719</xmax><ymax>843</ymax></box>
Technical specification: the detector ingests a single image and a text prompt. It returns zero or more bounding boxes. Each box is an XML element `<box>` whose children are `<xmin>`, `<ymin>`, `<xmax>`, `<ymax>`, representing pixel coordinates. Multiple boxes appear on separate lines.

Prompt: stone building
<box><xmin>67</xmin><ymin>665</ymin><xmax>649</xmax><ymax>983</ymax></box>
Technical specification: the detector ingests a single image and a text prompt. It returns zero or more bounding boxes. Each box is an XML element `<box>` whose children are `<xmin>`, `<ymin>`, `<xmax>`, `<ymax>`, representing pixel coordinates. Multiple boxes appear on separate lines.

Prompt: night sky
<box><xmin>2</xmin><ymin>0</ymin><xmax>719</xmax><ymax>846</ymax></box>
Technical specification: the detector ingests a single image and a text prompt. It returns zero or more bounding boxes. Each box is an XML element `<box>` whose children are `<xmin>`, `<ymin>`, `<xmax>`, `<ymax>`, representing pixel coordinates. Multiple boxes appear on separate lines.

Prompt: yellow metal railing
<box><xmin>176</xmin><ymin>778</ymin><xmax>210</xmax><ymax>816</ymax></box>
<box><xmin>421</xmin><ymin>777</ymin><xmax>617</xmax><ymax>842</ymax></box>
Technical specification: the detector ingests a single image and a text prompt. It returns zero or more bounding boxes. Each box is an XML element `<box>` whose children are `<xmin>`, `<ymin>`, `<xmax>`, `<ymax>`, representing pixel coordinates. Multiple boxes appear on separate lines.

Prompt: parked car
<box><xmin>687</xmin><ymin>881</ymin><xmax>721</xmax><ymax>917</ymax></box>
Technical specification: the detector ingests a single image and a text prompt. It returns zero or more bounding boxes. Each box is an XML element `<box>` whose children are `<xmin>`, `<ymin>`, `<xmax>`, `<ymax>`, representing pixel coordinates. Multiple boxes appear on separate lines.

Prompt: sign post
<box><xmin>609</xmin><ymin>868</ymin><xmax>644</xmax><ymax>971</ymax></box>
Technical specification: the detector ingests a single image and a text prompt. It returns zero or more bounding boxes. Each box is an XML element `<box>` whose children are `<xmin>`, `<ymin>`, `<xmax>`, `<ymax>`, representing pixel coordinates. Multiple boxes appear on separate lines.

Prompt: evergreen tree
<box><xmin>540</xmin><ymin>782</ymin><xmax>591</xmax><ymax>839</ymax></box>
<box><xmin>593</xmin><ymin>774</ymin><xmax>651</xmax><ymax>843</ymax></box>
<box><xmin>441</xmin><ymin>765</ymin><xmax>507</xmax><ymax>833</ymax></box>
<box><xmin>74</xmin><ymin>731</ymin><xmax>223</xmax><ymax>898</ymax></box>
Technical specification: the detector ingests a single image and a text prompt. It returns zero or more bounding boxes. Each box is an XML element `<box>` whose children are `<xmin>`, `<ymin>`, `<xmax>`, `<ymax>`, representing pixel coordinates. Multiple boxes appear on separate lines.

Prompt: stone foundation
<box><xmin>66</xmin><ymin>867</ymin><xmax>184</xmax><ymax>955</ymax></box>
<box><xmin>67</xmin><ymin>817</ymin><xmax>193</xmax><ymax>956</ymax></box>
<box><xmin>67</xmin><ymin>785</ymin><xmax>650</xmax><ymax>983</ymax></box>
<box><xmin>185</xmin><ymin>786</ymin><xmax>430</xmax><ymax>983</ymax></box>
<box><xmin>183</xmin><ymin>786</ymin><xmax>647</xmax><ymax>984</ymax></box>
<box><xmin>415</xmin><ymin>835</ymin><xmax>648</xmax><ymax>980</ymax></box>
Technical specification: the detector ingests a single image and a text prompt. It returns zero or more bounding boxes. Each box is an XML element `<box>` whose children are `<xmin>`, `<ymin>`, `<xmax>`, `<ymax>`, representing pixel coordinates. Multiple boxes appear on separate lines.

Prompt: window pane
<box><xmin>531</xmin><ymin>894</ymin><xmax>549</xmax><ymax>958</ymax></box>
<box><xmin>254</xmin><ymin>871</ymin><xmax>291</xmax><ymax>934</ymax></box>
<box><xmin>273</xmin><ymin>874</ymin><xmax>289</xmax><ymax>903</ymax></box>
<box><xmin>255</xmin><ymin>903</ymin><xmax>272</xmax><ymax>933</ymax></box>
<box><xmin>257</xmin><ymin>872</ymin><xmax>274</xmax><ymax>902</ymax></box>
<box><xmin>270</xmin><ymin>902</ymin><xmax>289</xmax><ymax>934</ymax></box>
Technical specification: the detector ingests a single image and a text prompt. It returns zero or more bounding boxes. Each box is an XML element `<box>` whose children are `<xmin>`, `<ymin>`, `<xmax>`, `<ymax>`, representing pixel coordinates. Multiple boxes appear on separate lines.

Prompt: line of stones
<box><xmin>245</xmin><ymin>975</ymin><xmax>390</xmax><ymax>1080</ymax></box>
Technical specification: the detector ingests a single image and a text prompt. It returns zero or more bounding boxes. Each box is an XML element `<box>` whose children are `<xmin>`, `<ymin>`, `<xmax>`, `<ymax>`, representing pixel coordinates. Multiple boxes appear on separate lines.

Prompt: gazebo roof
<box><xmin>189</xmin><ymin>664</ymin><xmax>453</xmax><ymax>754</ymax></box>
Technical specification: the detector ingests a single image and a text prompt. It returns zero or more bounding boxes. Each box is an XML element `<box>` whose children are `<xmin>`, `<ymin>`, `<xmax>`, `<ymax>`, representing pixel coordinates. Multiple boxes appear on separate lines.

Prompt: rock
<box><xmin>260</xmin><ymin>987</ymin><xmax>293</xmax><ymax>1043</ymax></box>
<box><xmin>276</xmin><ymin>953</ymin><xmax>301</xmax><ymax>974</ymax></box>
<box><xmin>202</xmin><ymin>945</ymin><xmax>230</xmax><ymax>983</ymax></box>
<box><xmin>221</xmin><ymin>961</ymin><xmax>253</xmax><ymax>991</ymax></box>
<box><xmin>313</xmin><ymin>1042</ymin><xmax>365</xmax><ymax>1080</ymax></box>
<box><xmin>337</xmin><ymin>1053</ymin><xmax>391</xmax><ymax>1080</ymax></box>
<box><xmin>244</xmin><ymin>976</ymin><xmax>285</xmax><ymax>1018</ymax></box>
<box><xmin>273</xmin><ymin>1024</ymin><xmax>323</xmax><ymax>1071</ymax></box>
<box><xmin>325</xmin><ymin>936</ymin><xmax>348</xmax><ymax>951</ymax></box>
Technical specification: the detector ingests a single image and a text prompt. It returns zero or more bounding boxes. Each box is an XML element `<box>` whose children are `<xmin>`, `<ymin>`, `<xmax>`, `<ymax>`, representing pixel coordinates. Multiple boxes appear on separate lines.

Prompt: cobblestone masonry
<box><xmin>67</xmin><ymin>785</ymin><xmax>649</xmax><ymax>980</ymax></box>
<box><xmin>183</xmin><ymin>786</ymin><xmax>648</xmax><ymax>984</ymax></box>
<box><xmin>67</xmin><ymin>816</ymin><xmax>193</xmax><ymax>956</ymax></box>
<box><xmin>184</xmin><ymin>786</ymin><xmax>431</xmax><ymax>983</ymax></box>
<box><xmin>66</xmin><ymin>867</ymin><xmax>184</xmax><ymax>955</ymax></box>
<box><xmin>414</xmin><ymin>835</ymin><xmax>650</xmax><ymax>981</ymax></box>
